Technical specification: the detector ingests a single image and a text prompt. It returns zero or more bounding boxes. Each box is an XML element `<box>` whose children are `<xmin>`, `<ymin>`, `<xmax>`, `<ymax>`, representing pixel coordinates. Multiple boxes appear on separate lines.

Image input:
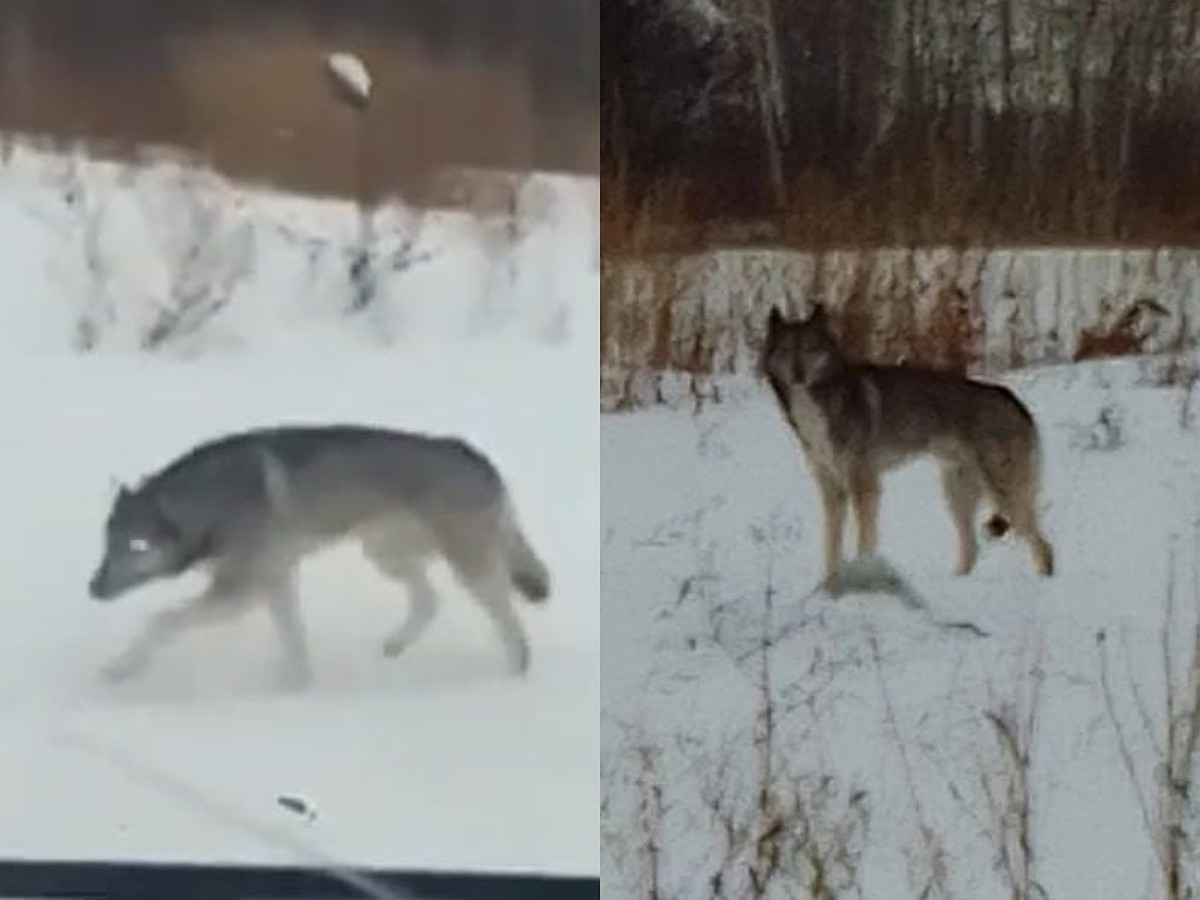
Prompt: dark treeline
<box><xmin>604</xmin><ymin>0</ymin><xmax>1200</xmax><ymax>249</ymax></box>
<box><xmin>0</xmin><ymin>0</ymin><xmax>598</xmax><ymax>202</ymax></box>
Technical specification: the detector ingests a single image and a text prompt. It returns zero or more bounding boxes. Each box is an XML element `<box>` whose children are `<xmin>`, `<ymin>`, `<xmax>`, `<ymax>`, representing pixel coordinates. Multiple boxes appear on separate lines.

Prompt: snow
<box><xmin>0</xmin><ymin>143</ymin><xmax>598</xmax><ymax>877</ymax></box>
<box><xmin>0</xmin><ymin>140</ymin><xmax>596</xmax><ymax>356</ymax></box>
<box><xmin>326</xmin><ymin>52</ymin><xmax>373</xmax><ymax>106</ymax></box>
<box><xmin>601</xmin><ymin>355</ymin><xmax>1200</xmax><ymax>897</ymax></box>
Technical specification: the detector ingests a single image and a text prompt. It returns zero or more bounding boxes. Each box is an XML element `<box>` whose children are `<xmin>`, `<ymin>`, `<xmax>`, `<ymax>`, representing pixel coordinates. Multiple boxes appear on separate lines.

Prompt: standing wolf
<box><xmin>760</xmin><ymin>303</ymin><xmax>1054</xmax><ymax>584</ymax></box>
<box><xmin>88</xmin><ymin>425</ymin><xmax>551</xmax><ymax>687</ymax></box>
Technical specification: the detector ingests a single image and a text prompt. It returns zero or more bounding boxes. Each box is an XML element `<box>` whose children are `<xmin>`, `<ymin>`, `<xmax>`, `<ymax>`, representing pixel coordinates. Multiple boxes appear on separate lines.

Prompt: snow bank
<box><xmin>604</xmin><ymin>246</ymin><xmax>1200</xmax><ymax>410</ymax></box>
<box><xmin>0</xmin><ymin>139</ymin><xmax>599</xmax><ymax>357</ymax></box>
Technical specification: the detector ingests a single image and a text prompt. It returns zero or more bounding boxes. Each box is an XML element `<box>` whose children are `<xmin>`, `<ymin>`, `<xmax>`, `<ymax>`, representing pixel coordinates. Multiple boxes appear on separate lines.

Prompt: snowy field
<box><xmin>602</xmin><ymin>354</ymin><xmax>1200</xmax><ymax>897</ymax></box>
<box><xmin>0</xmin><ymin>144</ymin><xmax>599</xmax><ymax>877</ymax></box>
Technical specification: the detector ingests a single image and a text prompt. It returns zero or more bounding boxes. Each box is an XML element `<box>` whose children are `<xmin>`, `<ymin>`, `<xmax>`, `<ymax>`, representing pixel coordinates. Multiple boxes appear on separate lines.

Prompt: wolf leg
<box><xmin>102</xmin><ymin>587</ymin><xmax>256</xmax><ymax>683</ymax></box>
<box><xmin>1009</xmin><ymin>505</ymin><xmax>1055</xmax><ymax>578</ymax></box>
<box><xmin>447</xmin><ymin>546</ymin><xmax>530</xmax><ymax>677</ymax></box>
<box><xmin>471</xmin><ymin>570</ymin><xmax>531</xmax><ymax>676</ymax></box>
<box><xmin>815</xmin><ymin>474</ymin><xmax>848</xmax><ymax>585</ymax></box>
<box><xmin>380</xmin><ymin>567</ymin><xmax>437</xmax><ymax>659</ymax></box>
<box><xmin>262</xmin><ymin>572</ymin><xmax>312</xmax><ymax>690</ymax></box>
<box><xmin>361</xmin><ymin>532</ymin><xmax>440</xmax><ymax>658</ymax></box>
<box><xmin>1028</xmin><ymin>530</ymin><xmax>1055</xmax><ymax>578</ymax></box>
<box><xmin>990</xmin><ymin>493</ymin><xmax>1055</xmax><ymax>577</ymax></box>
<box><xmin>941</xmin><ymin>462</ymin><xmax>983</xmax><ymax>575</ymax></box>
<box><xmin>850</xmin><ymin>468</ymin><xmax>881</xmax><ymax>559</ymax></box>
<box><xmin>977</xmin><ymin>443</ymin><xmax>1055</xmax><ymax>577</ymax></box>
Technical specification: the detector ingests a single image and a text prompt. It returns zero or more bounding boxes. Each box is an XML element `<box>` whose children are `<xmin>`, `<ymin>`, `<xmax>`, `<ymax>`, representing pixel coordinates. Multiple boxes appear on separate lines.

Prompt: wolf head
<box><xmin>88</xmin><ymin>483</ymin><xmax>194</xmax><ymax>602</ymax></box>
<box><xmin>760</xmin><ymin>302</ymin><xmax>843</xmax><ymax>388</ymax></box>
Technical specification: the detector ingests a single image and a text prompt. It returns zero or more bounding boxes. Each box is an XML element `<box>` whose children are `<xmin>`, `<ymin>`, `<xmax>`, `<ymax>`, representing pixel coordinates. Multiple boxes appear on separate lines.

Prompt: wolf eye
<box><xmin>128</xmin><ymin>537</ymin><xmax>152</xmax><ymax>553</ymax></box>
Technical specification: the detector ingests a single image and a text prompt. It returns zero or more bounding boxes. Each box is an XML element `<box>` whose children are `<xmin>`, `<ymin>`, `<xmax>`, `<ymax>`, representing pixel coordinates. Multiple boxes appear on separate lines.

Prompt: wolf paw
<box><xmin>819</xmin><ymin>574</ymin><xmax>846</xmax><ymax>599</ymax></box>
<box><xmin>276</xmin><ymin>667</ymin><xmax>312</xmax><ymax>693</ymax></box>
<box><xmin>99</xmin><ymin>655</ymin><xmax>144</xmax><ymax>684</ymax></box>
<box><xmin>509</xmin><ymin>644</ymin><xmax>530</xmax><ymax>678</ymax></box>
<box><xmin>381</xmin><ymin>637</ymin><xmax>407</xmax><ymax>658</ymax></box>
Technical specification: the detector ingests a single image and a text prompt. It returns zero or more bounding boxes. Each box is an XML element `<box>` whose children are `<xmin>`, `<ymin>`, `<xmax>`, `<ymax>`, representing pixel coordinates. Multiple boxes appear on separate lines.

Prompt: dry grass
<box><xmin>604</xmin><ymin>573</ymin><xmax>870</xmax><ymax>900</ymax></box>
<box><xmin>600</xmin><ymin>159</ymin><xmax>1011</xmax><ymax>411</ymax></box>
<box><xmin>600</xmin><ymin>242</ymin><xmax>1018</xmax><ymax>412</ymax></box>
<box><xmin>1074</xmin><ymin>298</ymin><xmax>1174</xmax><ymax>363</ymax></box>
<box><xmin>600</xmin><ymin>177</ymin><xmax>707</xmax><ymax>411</ymax></box>
<box><xmin>601</xmin><ymin>160</ymin><xmax>1186</xmax><ymax>267</ymax></box>
<box><xmin>599</xmin><ymin>107</ymin><xmax>1200</xmax><ymax>403</ymax></box>
<box><xmin>604</xmin><ymin>520</ymin><xmax>1200</xmax><ymax>898</ymax></box>
<box><xmin>1098</xmin><ymin>531</ymin><xmax>1200</xmax><ymax>900</ymax></box>
<box><xmin>600</xmin><ymin>175</ymin><xmax>1200</xmax><ymax>412</ymax></box>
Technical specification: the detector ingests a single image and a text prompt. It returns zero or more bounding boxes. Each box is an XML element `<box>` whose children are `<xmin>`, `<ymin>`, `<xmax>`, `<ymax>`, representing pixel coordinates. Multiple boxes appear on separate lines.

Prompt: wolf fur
<box><xmin>760</xmin><ymin>303</ymin><xmax>1055</xmax><ymax>583</ymax></box>
<box><xmin>87</xmin><ymin>424</ymin><xmax>551</xmax><ymax>687</ymax></box>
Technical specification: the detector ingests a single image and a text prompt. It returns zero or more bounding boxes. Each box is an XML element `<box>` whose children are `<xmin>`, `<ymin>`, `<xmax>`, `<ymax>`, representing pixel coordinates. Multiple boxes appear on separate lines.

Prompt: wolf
<box><xmin>87</xmin><ymin>424</ymin><xmax>551</xmax><ymax>688</ymax></box>
<box><xmin>759</xmin><ymin>303</ymin><xmax>1054</xmax><ymax>584</ymax></box>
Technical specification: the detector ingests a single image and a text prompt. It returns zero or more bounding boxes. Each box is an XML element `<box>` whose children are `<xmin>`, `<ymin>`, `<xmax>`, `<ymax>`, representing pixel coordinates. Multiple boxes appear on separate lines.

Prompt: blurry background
<box><xmin>0</xmin><ymin>0</ymin><xmax>599</xmax><ymax>205</ymax></box>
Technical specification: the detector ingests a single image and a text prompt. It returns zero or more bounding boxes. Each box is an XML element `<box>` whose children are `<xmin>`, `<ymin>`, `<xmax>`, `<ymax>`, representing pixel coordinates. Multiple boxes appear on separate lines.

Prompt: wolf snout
<box><xmin>88</xmin><ymin>565</ymin><xmax>116</xmax><ymax>601</ymax></box>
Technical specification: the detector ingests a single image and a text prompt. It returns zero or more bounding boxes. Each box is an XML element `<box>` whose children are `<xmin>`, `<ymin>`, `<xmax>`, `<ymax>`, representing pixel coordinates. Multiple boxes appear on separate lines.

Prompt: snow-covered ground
<box><xmin>0</xmin><ymin>143</ymin><xmax>598</xmax><ymax>877</ymax></box>
<box><xmin>602</xmin><ymin>354</ymin><xmax>1200</xmax><ymax>897</ymax></box>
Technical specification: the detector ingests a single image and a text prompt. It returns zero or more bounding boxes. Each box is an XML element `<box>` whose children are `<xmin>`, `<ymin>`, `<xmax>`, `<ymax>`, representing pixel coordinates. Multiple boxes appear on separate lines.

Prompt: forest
<box><xmin>604</xmin><ymin>0</ymin><xmax>1200</xmax><ymax>253</ymax></box>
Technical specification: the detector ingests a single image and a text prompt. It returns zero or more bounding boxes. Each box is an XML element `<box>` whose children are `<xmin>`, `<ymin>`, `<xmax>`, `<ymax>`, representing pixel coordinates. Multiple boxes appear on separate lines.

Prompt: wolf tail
<box><xmin>984</xmin><ymin>514</ymin><xmax>1011</xmax><ymax>538</ymax></box>
<box><xmin>499</xmin><ymin>498</ymin><xmax>551</xmax><ymax>603</ymax></box>
<box><xmin>982</xmin><ymin>414</ymin><xmax>1045</xmax><ymax>541</ymax></box>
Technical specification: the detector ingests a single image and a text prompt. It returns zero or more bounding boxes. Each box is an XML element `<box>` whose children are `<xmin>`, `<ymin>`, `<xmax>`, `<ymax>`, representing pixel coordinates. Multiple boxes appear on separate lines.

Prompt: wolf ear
<box><xmin>807</xmin><ymin>302</ymin><xmax>828</xmax><ymax>326</ymax></box>
<box><xmin>767</xmin><ymin>305</ymin><xmax>784</xmax><ymax>330</ymax></box>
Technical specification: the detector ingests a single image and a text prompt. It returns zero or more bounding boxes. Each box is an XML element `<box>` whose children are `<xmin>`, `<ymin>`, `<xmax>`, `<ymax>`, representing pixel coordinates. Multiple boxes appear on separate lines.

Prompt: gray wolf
<box><xmin>760</xmin><ymin>303</ymin><xmax>1054</xmax><ymax>584</ymax></box>
<box><xmin>88</xmin><ymin>424</ymin><xmax>551</xmax><ymax>688</ymax></box>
